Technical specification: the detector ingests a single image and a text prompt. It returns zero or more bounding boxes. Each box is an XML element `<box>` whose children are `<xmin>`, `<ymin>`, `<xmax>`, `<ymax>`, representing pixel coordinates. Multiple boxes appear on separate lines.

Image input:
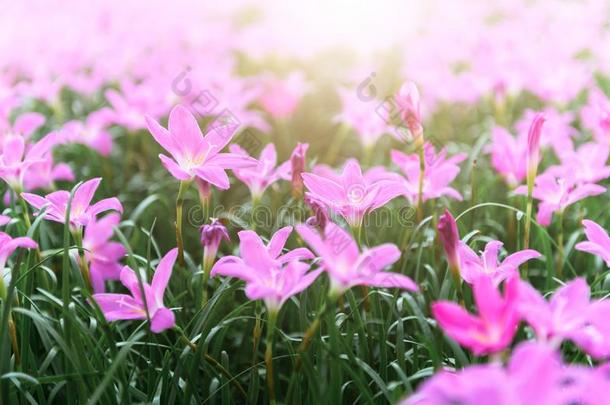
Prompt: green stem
<box><xmin>416</xmin><ymin>141</ymin><xmax>426</xmax><ymax>223</ymax></box>
<box><xmin>265</xmin><ymin>311</ymin><xmax>278</xmax><ymax>405</ymax></box>
<box><xmin>557</xmin><ymin>210</ymin><xmax>564</xmax><ymax>278</ymax></box>
<box><xmin>175</xmin><ymin>180</ymin><xmax>191</xmax><ymax>266</ymax></box>
<box><xmin>73</xmin><ymin>227</ymin><xmax>92</xmax><ymax>291</ymax></box>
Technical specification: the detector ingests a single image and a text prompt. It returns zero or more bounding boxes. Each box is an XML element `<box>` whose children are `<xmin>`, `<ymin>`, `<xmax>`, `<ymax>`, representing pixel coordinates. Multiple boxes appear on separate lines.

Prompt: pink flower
<box><xmin>391</xmin><ymin>143</ymin><xmax>466</xmax><ymax>203</ymax></box>
<box><xmin>0</xmin><ymin>232</ymin><xmax>37</xmax><ymax>273</ymax></box>
<box><xmin>146</xmin><ymin>105</ymin><xmax>257</xmax><ymax>188</ymax></box>
<box><xmin>0</xmin><ymin>112</ymin><xmax>45</xmax><ymax>144</ymax></box>
<box><xmin>82</xmin><ymin>213</ymin><xmax>126</xmax><ymax>293</ymax></box>
<box><xmin>580</xmin><ymin>88</ymin><xmax>610</xmax><ymax>144</ymax></box>
<box><xmin>517</xmin><ymin>278</ymin><xmax>586</xmax><ymax>340</ymax></box>
<box><xmin>92</xmin><ymin>248</ymin><xmax>178</xmax><ymax>333</ymax></box>
<box><xmin>21</xmin><ymin>177</ymin><xmax>123</xmax><ymax>229</ymax></box>
<box><xmin>211</xmin><ymin>227</ymin><xmax>317</xmax><ymax>311</ymax></box>
<box><xmin>259</xmin><ymin>72</ymin><xmax>309</xmax><ymax>119</ymax></box>
<box><xmin>432</xmin><ymin>276</ymin><xmax>519</xmax><ymax>355</ymax></box>
<box><xmin>489</xmin><ymin>125</ymin><xmax>527</xmax><ymax>186</ymax></box>
<box><xmin>395</xmin><ymin>81</ymin><xmax>423</xmax><ymax>138</ymax></box>
<box><xmin>515</xmin><ymin>108</ymin><xmax>576</xmax><ymax>160</ymax></box>
<box><xmin>0</xmin><ymin>132</ymin><xmax>57</xmax><ymax>191</ymax></box>
<box><xmin>0</xmin><ymin>215</ymin><xmax>10</xmax><ymax>226</ymax></box>
<box><xmin>302</xmin><ymin>159</ymin><xmax>402</xmax><ymax>227</ymax></box>
<box><xmin>23</xmin><ymin>156</ymin><xmax>74</xmax><ymax>191</ymax></box>
<box><xmin>229</xmin><ymin>143</ymin><xmax>290</xmax><ymax>199</ymax></box>
<box><xmin>575</xmin><ymin>219</ymin><xmax>610</xmax><ymax>266</ymax></box>
<box><xmin>526</xmin><ymin>113</ymin><xmax>546</xmax><ymax>180</ymax></box>
<box><xmin>437</xmin><ymin>209</ymin><xmax>460</xmax><ymax>271</ymax></box>
<box><xmin>61</xmin><ymin>108</ymin><xmax>115</xmax><ymax>156</ymax></box>
<box><xmin>334</xmin><ymin>88</ymin><xmax>392</xmax><ymax>148</ymax></box>
<box><xmin>546</xmin><ymin>142</ymin><xmax>610</xmax><ymax>185</ymax></box>
<box><xmin>458</xmin><ymin>240</ymin><xmax>540</xmax><ymax>285</ymax></box>
<box><xmin>515</xmin><ymin>173</ymin><xmax>606</xmax><ymax>226</ymax></box>
<box><xmin>290</xmin><ymin>142</ymin><xmax>308</xmax><ymax>197</ymax></box>
<box><xmin>200</xmin><ymin>219</ymin><xmax>230</xmax><ymax>270</ymax></box>
<box><xmin>296</xmin><ymin>222</ymin><xmax>417</xmax><ymax>296</ymax></box>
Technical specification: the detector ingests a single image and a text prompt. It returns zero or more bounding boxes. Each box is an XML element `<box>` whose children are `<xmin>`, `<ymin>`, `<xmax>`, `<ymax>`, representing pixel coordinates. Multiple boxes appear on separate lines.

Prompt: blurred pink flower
<box><xmin>0</xmin><ymin>132</ymin><xmax>58</xmax><ymax>191</ymax></box>
<box><xmin>459</xmin><ymin>240</ymin><xmax>540</xmax><ymax>285</ymax></box>
<box><xmin>21</xmin><ymin>177</ymin><xmax>123</xmax><ymax>229</ymax></box>
<box><xmin>395</xmin><ymin>81</ymin><xmax>423</xmax><ymax>138</ymax></box>
<box><xmin>296</xmin><ymin>222</ymin><xmax>417</xmax><ymax>296</ymax></box>
<box><xmin>515</xmin><ymin>173</ymin><xmax>606</xmax><ymax>226</ymax></box>
<box><xmin>290</xmin><ymin>142</ymin><xmax>308</xmax><ymax>197</ymax></box>
<box><xmin>517</xmin><ymin>278</ymin><xmax>591</xmax><ymax>346</ymax></box>
<box><xmin>0</xmin><ymin>215</ymin><xmax>10</xmax><ymax>226</ymax></box>
<box><xmin>432</xmin><ymin>276</ymin><xmax>519</xmax><ymax>355</ymax></box>
<box><xmin>581</xmin><ymin>88</ymin><xmax>610</xmax><ymax>144</ymax></box>
<box><xmin>575</xmin><ymin>219</ymin><xmax>610</xmax><ymax>267</ymax></box>
<box><xmin>82</xmin><ymin>213</ymin><xmax>126</xmax><ymax>293</ymax></box>
<box><xmin>546</xmin><ymin>142</ymin><xmax>610</xmax><ymax>185</ymax></box>
<box><xmin>211</xmin><ymin>227</ymin><xmax>317</xmax><ymax>311</ymax></box>
<box><xmin>259</xmin><ymin>72</ymin><xmax>309</xmax><ymax>119</ymax></box>
<box><xmin>229</xmin><ymin>143</ymin><xmax>290</xmax><ymax>199</ymax></box>
<box><xmin>334</xmin><ymin>87</ymin><xmax>392</xmax><ymax>148</ymax></box>
<box><xmin>391</xmin><ymin>143</ymin><xmax>466</xmax><ymax>203</ymax></box>
<box><xmin>61</xmin><ymin>108</ymin><xmax>115</xmax><ymax>156</ymax></box>
<box><xmin>92</xmin><ymin>248</ymin><xmax>178</xmax><ymax>333</ymax></box>
<box><xmin>303</xmin><ymin>159</ymin><xmax>403</xmax><ymax>227</ymax></box>
<box><xmin>0</xmin><ymin>232</ymin><xmax>37</xmax><ymax>272</ymax></box>
<box><xmin>489</xmin><ymin>125</ymin><xmax>527</xmax><ymax>186</ymax></box>
<box><xmin>146</xmin><ymin>105</ymin><xmax>257</xmax><ymax>188</ymax></box>
<box><xmin>0</xmin><ymin>112</ymin><xmax>46</xmax><ymax>144</ymax></box>
<box><xmin>23</xmin><ymin>156</ymin><xmax>74</xmax><ymax>191</ymax></box>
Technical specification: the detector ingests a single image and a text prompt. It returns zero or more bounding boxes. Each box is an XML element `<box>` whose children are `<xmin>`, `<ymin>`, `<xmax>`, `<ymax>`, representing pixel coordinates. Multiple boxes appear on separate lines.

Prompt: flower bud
<box><xmin>438</xmin><ymin>209</ymin><xmax>460</xmax><ymax>271</ymax></box>
<box><xmin>526</xmin><ymin>113</ymin><xmax>546</xmax><ymax>180</ymax></box>
<box><xmin>290</xmin><ymin>143</ymin><xmax>309</xmax><ymax>198</ymax></box>
<box><xmin>304</xmin><ymin>195</ymin><xmax>329</xmax><ymax>231</ymax></box>
<box><xmin>396</xmin><ymin>81</ymin><xmax>423</xmax><ymax>141</ymax></box>
<box><xmin>200</xmin><ymin>218</ymin><xmax>230</xmax><ymax>271</ymax></box>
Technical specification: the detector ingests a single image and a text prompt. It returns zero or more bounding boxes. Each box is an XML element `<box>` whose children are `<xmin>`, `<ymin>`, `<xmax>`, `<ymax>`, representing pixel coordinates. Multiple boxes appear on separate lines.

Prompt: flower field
<box><xmin>2</xmin><ymin>1</ymin><xmax>610</xmax><ymax>404</ymax></box>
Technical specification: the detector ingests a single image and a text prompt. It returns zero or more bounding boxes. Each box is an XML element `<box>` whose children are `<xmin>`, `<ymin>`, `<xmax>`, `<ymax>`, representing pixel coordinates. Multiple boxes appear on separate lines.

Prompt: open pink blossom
<box><xmin>516</xmin><ymin>278</ymin><xmax>591</xmax><ymax>346</ymax></box>
<box><xmin>82</xmin><ymin>213</ymin><xmax>126</xmax><ymax>293</ymax></box>
<box><xmin>432</xmin><ymin>276</ymin><xmax>519</xmax><ymax>355</ymax></box>
<box><xmin>296</xmin><ymin>222</ymin><xmax>417</xmax><ymax>296</ymax></box>
<box><xmin>211</xmin><ymin>227</ymin><xmax>318</xmax><ymax>311</ymax></box>
<box><xmin>391</xmin><ymin>143</ymin><xmax>466</xmax><ymax>203</ymax></box>
<box><xmin>92</xmin><ymin>248</ymin><xmax>178</xmax><ymax>333</ymax></box>
<box><xmin>21</xmin><ymin>177</ymin><xmax>123</xmax><ymax>229</ymax></box>
<box><xmin>546</xmin><ymin>142</ymin><xmax>610</xmax><ymax>185</ymax></box>
<box><xmin>146</xmin><ymin>105</ymin><xmax>257</xmax><ymax>188</ymax></box>
<box><xmin>229</xmin><ymin>143</ymin><xmax>291</xmax><ymax>199</ymax></box>
<box><xmin>489</xmin><ymin>125</ymin><xmax>527</xmax><ymax>186</ymax></box>
<box><xmin>575</xmin><ymin>219</ymin><xmax>610</xmax><ymax>266</ymax></box>
<box><xmin>23</xmin><ymin>156</ymin><xmax>74</xmax><ymax>191</ymax></box>
<box><xmin>61</xmin><ymin>108</ymin><xmax>115</xmax><ymax>156</ymax></box>
<box><xmin>459</xmin><ymin>240</ymin><xmax>541</xmax><ymax>285</ymax></box>
<box><xmin>302</xmin><ymin>159</ymin><xmax>402</xmax><ymax>227</ymax></box>
<box><xmin>515</xmin><ymin>173</ymin><xmax>606</xmax><ymax>226</ymax></box>
<box><xmin>0</xmin><ymin>132</ymin><xmax>58</xmax><ymax>191</ymax></box>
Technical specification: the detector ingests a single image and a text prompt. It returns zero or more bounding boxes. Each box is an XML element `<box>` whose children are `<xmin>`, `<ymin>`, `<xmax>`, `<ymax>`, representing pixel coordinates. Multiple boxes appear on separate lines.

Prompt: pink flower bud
<box><xmin>304</xmin><ymin>195</ymin><xmax>329</xmax><ymax>231</ymax></box>
<box><xmin>438</xmin><ymin>209</ymin><xmax>460</xmax><ymax>270</ymax></box>
<box><xmin>290</xmin><ymin>143</ymin><xmax>309</xmax><ymax>198</ymax></box>
<box><xmin>526</xmin><ymin>113</ymin><xmax>546</xmax><ymax>175</ymax></box>
<box><xmin>396</xmin><ymin>81</ymin><xmax>423</xmax><ymax>139</ymax></box>
<box><xmin>200</xmin><ymin>219</ymin><xmax>230</xmax><ymax>270</ymax></box>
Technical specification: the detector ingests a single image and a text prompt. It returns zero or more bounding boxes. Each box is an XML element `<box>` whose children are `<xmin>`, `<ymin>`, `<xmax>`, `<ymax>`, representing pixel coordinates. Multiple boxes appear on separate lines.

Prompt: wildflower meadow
<box><xmin>3</xmin><ymin>1</ymin><xmax>610</xmax><ymax>404</ymax></box>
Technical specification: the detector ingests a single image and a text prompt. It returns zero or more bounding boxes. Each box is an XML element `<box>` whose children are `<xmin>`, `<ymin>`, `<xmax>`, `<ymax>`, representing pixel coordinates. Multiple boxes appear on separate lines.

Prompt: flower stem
<box><xmin>73</xmin><ymin>227</ymin><xmax>92</xmax><ymax>291</ymax></box>
<box><xmin>557</xmin><ymin>210</ymin><xmax>564</xmax><ymax>278</ymax></box>
<box><xmin>175</xmin><ymin>180</ymin><xmax>191</xmax><ymax>266</ymax></box>
<box><xmin>265</xmin><ymin>311</ymin><xmax>278</xmax><ymax>405</ymax></box>
<box><xmin>522</xmin><ymin>173</ymin><xmax>535</xmax><ymax>279</ymax></box>
<box><xmin>416</xmin><ymin>140</ymin><xmax>426</xmax><ymax>223</ymax></box>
